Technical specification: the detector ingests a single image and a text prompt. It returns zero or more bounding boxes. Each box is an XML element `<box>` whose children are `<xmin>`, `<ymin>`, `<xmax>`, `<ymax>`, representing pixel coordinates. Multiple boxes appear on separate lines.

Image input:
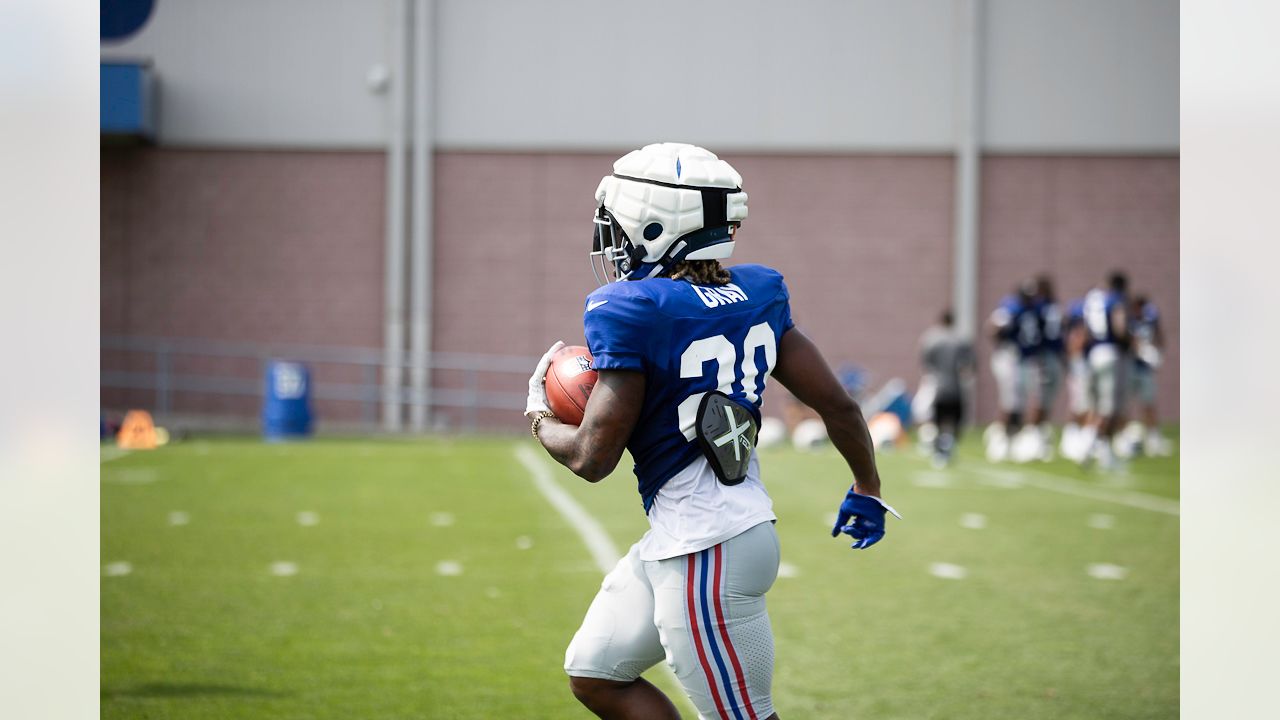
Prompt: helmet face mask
<box><xmin>590</xmin><ymin>207</ymin><xmax>631</xmax><ymax>285</ymax></box>
<box><xmin>589</xmin><ymin>143</ymin><xmax>748</xmax><ymax>284</ymax></box>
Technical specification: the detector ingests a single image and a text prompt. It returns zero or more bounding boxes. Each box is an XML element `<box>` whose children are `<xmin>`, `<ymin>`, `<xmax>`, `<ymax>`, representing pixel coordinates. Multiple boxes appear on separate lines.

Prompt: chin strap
<box><xmin>620</xmin><ymin>226</ymin><xmax>735</xmax><ymax>281</ymax></box>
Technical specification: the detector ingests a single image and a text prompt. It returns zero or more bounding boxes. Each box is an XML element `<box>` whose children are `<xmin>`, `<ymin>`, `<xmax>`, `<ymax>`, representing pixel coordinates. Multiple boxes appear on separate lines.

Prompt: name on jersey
<box><xmin>692</xmin><ymin>283</ymin><xmax>749</xmax><ymax>309</ymax></box>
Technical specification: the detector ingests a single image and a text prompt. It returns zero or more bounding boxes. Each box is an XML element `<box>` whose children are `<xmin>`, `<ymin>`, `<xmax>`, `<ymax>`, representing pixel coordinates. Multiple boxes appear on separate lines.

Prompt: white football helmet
<box><xmin>591</xmin><ymin>142</ymin><xmax>748</xmax><ymax>283</ymax></box>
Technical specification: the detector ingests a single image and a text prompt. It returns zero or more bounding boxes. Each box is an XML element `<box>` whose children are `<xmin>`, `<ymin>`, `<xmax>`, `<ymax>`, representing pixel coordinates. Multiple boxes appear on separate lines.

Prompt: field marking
<box><xmin>514</xmin><ymin>446</ymin><xmax>621</xmax><ymax>572</ymax></box>
<box><xmin>104</xmin><ymin>561</ymin><xmax>133</xmax><ymax>577</ymax></box>
<box><xmin>102</xmin><ymin>468</ymin><xmax>160</xmax><ymax>484</ymax></box>
<box><xmin>959</xmin><ymin>513</ymin><xmax>987</xmax><ymax>530</ymax></box>
<box><xmin>100</xmin><ymin>447</ymin><xmax>131</xmax><ymax>464</ymax></box>
<box><xmin>430</xmin><ymin>512</ymin><xmax>455</xmax><ymax>527</ymax></box>
<box><xmin>515</xmin><ymin>535</ymin><xmax>534</xmax><ymax>550</ymax></box>
<box><xmin>296</xmin><ymin>511</ymin><xmax>320</xmax><ymax>527</ymax></box>
<box><xmin>777</xmin><ymin>561</ymin><xmax>800</xmax><ymax>578</ymax></box>
<box><xmin>514</xmin><ymin>446</ymin><xmax>696</xmax><ymax>717</ymax></box>
<box><xmin>436</xmin><ymin>560</ymin><xmax>464</xmax><ymax>577</ymax></box>
<box><xmin>972</xmin><ymin>462</ymin><xmax>1179</xmax><ymax>516</ymax></box>
<box><xmin>929</xmin><ymin>562</ymin><xmax>967</xmax><ymax>580</ymax></box>
<box><xmin>270</xmin><ymin>561</ymin><xmax>299</xmax><ymax>576</ymax></box>
<box><xmin>1086</xmin><ymin>563</ymin><xmax>1128</xmax><ymax>580</ymax></box>
<box><xmin>911</xmin><ymin>471</ymin><xmax>954</xmax><ymax>489</ymax></box>
<box><xmin>167</xmin><ymin>511</ymin><xmax>190</xmax><ymax>526</ymax></box>
<box><xmin>1088</xmin><ymin>513</ymin><xmax>1116</xmax><ymax>530</ymax></box>
<box><xmin>976</xmin><ymin>469</ymin><xmax>1025</xmax><ymax>489</ymax></box>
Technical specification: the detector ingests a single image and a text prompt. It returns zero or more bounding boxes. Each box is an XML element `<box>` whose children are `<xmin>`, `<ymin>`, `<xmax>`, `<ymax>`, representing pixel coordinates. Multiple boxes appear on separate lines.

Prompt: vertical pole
<box><xmin>155</xmin><ymin>345</ymin><xmax>171</xmax><ymax>416</ymax></box>
<box><xmin>409</xmin><ymin>0</ymin><xmax>435</xmax><ymax>431</ymax></box>
<box><xmin>466</xmin><ymin>368</ymin><xmax>478</xmax><ymax>432</ymax></box>
<box><xmin>952</xmin><ymin>0</ymin><xmax>983</xmax><ymax>341</ymax></box>
<box><xmin>363</xmin><ymin>363</ymin><xmax>378</xmax><ymax>427</ymax></box>
<box><xmin>382</xmin><ymin>0</ymin><xmax>410</xmax><ymax>431</ymax></box>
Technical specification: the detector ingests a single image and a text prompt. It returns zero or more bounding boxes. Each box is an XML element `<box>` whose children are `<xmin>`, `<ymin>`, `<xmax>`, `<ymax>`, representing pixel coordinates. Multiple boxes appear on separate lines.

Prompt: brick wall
<box><xmin>101</xmin><ymin>148</ymin><xmax>385</xmax><ymax>422</ymax></box>
<box><xmin>432</xmin><ymin>153</ymin><xmax>956</xmax><ymax>431</ymax></box>
<box><xmin>101</xmin><ymin>148</ymin><xmax>1178</xmax><ymax>430</ymax></box>
<box><xmin>976</xmin><ymin>156</ymin><xmax>1180</xmax><ymax>424</ymax></box>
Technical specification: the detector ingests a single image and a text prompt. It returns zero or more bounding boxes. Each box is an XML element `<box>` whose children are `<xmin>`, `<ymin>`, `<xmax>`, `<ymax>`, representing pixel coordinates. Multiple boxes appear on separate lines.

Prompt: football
<box><xmin>544</xmin><ymin>345</ymin><xmax>598</xmax><ymax>425</ymax></box>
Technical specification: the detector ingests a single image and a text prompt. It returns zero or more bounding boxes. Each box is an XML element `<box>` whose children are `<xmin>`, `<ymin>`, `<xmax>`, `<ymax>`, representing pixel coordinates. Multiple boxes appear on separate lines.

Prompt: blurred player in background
<box><xmin>524</xmin><ymin>143</ymin><xmax>897</xmax><ymax>720</ymax></box>
<box><xmin>1075</xmin><ymin>270</ymin><xmax>1132</xmax><ymax>469</ymax></box>
<box><xmin>919</xmin><ymin>309</ymin><xmax>974</xmax><ymax>467</ymax></box>
<box><xmin>1010</xmin><ymin>274</ymin><xmax>1064</xmax><ymax>462</ymax></box>
<box><xmin>1059</xmin><ymin>296</ymin><xmax>1094</xmax><ymax>462</ymax></box>
<box><xmin>1117</xmin><ymin>293</ymin><xmax>1172</xmax><ymax>456</ymax></box>
<box><xmin>984</xmin><ymin>280</ymin><xmax>1037</xmax><ymax>461</ymax></box>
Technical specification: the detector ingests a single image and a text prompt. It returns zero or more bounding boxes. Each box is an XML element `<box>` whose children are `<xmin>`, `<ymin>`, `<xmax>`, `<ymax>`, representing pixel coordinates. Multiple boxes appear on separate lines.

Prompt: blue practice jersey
<box><xmin>990</xmin><ymin>295</ymin><xmax>1041</xmax><ymax>357</ymax></box>
<box><xmin>1081</xmin><ymin>288</ymin><xmax>1127</xmax><ymax>348</ymax></box>
<box><xmin>1133</xmin><ymin>301</ymin><xmax>1160</xmax><ymax>368</ymax></box>
<box><xmin>1037</xmin><ymin>300</ymin><xmax>1064</xmax><ymax>355</ymax></box>
<box><xmin>583</xmin><ymin>264</ymin><xmax>794</xmax><ymax>513</ymax></box>
<box><xmin>1066</xmin><ymin>298</ymin><xmax>1085</xmax><ymax>327</ymax></box>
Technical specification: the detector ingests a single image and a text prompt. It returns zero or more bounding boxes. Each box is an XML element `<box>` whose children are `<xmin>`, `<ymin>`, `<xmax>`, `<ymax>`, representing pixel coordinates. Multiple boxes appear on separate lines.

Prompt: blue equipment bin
<box><xmin>262</xmin><ymin>361</ymin><xmax>313</xmax><ymax>440</ymax></box>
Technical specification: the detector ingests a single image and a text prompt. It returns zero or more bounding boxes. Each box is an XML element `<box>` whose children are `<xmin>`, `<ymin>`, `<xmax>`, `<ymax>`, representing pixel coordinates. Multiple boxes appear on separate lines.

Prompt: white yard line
<box><xmin>513</xmin><ymin>445</ymin><xmax>696</xmax><ymax>717</ymax></box>
<box><xmin>514</xmin><ymin>445</ymin><xmax>621</xmax><ymax>572</ymax></box>
<box><xmin>100</xmin><ymin>447</ymin><xmax>131</xmax><ymax>464</ymax></box>
<box><xmin>975</xmin><ymin>462</ymin><xmax>1180</xmax><ymax>516</ymax></box>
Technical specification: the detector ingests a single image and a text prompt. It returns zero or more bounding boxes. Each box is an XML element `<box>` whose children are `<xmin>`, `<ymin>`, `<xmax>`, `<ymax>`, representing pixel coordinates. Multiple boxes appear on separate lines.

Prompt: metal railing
<box><xmin>100</xmin><ymin>334</ymin><xmax>537</xmax><ymax>431</ymax></box>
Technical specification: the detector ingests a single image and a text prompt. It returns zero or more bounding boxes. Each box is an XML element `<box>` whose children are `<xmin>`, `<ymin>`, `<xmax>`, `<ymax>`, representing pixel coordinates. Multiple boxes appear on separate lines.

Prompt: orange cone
<box><xmin>117</xmin><ymin>409</ymin><xmax>158</xmax><ymax>450</ymax></box>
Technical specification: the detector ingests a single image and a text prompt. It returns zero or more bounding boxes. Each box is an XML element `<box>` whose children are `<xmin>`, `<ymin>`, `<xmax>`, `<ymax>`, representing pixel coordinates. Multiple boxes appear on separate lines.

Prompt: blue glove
<box><xmin>832</xmin><ymin>490</ymin><xmax>901</xmax><ymax>550</ymax></box>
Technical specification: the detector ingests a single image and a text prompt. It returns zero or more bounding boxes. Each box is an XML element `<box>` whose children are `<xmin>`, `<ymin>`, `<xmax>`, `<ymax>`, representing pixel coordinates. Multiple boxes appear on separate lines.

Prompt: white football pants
<box><xmin>564</xmin><ymin>521</ymin><xmax>780</xmax><ymax>719</ymax></box>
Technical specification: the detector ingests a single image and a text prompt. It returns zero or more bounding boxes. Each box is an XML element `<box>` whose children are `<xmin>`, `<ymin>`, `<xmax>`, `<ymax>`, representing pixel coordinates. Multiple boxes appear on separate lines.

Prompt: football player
<box><xmin>524</xmin><ymin>143</ymin><xmax>897</xmax><ymax>720</ymax></box>
<box><xmin>919</xmin><ymin>308</ymin><xmax>974</xmax><ymax>467</ymax></box>
<box><xmin>1059</xmin><ymin>296</ymin><xmax>1093</xmax><ymax>462</ymax></box>
<box><xmin>1126</xmin><ymin>293</ymin><xmax>1171</xmax><ymax>456</ymax></box>
<box><xmin>1010</xmin><ymin>274</ymin><xmax>1064</xmax><ymax>462</ymax></box>
<box><xmin>1076</xmin><ymin>270</ymin><xmax>1132</xmax><ymax>469</ymax></box>
<box><xmin>984</xmin><ymin>280</ymin><xmax>1038</xmax><ymax>461</ymax></box>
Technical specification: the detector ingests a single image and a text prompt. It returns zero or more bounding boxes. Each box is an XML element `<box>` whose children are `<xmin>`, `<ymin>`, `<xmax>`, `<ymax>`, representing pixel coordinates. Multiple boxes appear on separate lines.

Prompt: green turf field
<box><xmin>101</xmin><ymin>431</ymin><xmax>1178</xmax><ymax>719</ymax></box>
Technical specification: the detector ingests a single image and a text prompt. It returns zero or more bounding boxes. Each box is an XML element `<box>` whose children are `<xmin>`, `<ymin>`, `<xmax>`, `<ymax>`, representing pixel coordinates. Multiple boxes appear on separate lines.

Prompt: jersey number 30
<box><xmin>676</xmin><ymin>322</ymin><xmax>777</xmax><ymax>441</ymax></box>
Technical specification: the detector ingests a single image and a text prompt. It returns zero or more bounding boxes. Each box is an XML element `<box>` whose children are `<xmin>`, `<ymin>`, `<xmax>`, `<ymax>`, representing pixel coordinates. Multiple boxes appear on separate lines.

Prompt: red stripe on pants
<box><xmin>687</xmin><ymin>553</ymin><xmax>731</xmax><ymax>719</ymax></box>
<box><xmin>712</xmin><ymin>543</ymin><xmax>758</xmax><ymax>720</ymax></box>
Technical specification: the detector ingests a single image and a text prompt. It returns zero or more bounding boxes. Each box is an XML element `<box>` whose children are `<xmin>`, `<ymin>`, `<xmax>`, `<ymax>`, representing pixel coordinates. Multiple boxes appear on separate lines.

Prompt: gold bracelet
<box><xmin>530</xmin><ymin>410</ymin><xmax>556</xmax><ymax>439</ymax></box>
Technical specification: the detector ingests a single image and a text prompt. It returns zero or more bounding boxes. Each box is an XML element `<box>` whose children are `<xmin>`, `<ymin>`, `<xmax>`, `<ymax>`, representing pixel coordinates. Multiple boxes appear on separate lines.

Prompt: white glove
<box><xmin>525</xmin><ymin>341</ymin><xmax>565</xmax><ymax>420</ymax></box>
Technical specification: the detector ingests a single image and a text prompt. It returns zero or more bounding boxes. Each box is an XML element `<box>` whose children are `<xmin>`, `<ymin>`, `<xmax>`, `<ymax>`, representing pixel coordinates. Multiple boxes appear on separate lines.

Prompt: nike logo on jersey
<box><xmin>586</xmin><ymin>300</ymin><xmax>609</xmax><ymax>311</ymax></box>
<box><xmin>693</xmin><ymin>283</ymin><xmax>749</xmax><ymax>309</ymax></box>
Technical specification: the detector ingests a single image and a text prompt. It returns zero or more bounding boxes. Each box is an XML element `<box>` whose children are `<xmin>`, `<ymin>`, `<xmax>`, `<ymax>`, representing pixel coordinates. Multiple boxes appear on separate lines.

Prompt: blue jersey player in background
<box><xmin>1009</xmin><ymin>275</ymin><xmax>1066</xmax><ymax>463</ymax></box>
<box><xmin>1119</xmin><ymin>293</ymin><xmax>1172</xmax><ymax>457</ymax></box>
<box><xmin>1059</xmin><ymin>296</ymin><xmax>1094</xmax><ymax>462</ymax></box>
<box><xmin>984</xmin><ymin>279</ymin><xmax>1038</xmax><ymax>461</ymax></box>
<box><xmin>523</xmin><ymin>143</ymin><xmax>897</xmax><ymax>720</ymax></box>
<box><xmin>1076</xmin><ymin>270</ymin><xmax>1132</xmax><ymax>469</ymax></box>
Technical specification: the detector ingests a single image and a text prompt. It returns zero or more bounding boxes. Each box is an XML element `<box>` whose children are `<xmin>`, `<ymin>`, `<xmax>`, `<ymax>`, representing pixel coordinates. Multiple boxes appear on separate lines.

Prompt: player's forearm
<box><xmin>820</xmin><ymin>400</ymin><xmax>882</xmax><ymax>497</ymax></box>
<box><xmin>772</xmin><ymin>329</ymin><xmax>882</xmax><ymax>496</ymax></box>
<box><xmin>537</xmin><ymin>420</ymin><xmax>615</xmax><ymax>482</ymax></box>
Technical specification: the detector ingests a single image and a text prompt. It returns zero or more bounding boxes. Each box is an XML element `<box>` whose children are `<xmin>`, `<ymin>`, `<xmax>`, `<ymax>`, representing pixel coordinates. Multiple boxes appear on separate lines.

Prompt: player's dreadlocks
<box><xmin>668</xmin><ymin>259</ymin><xmax>731</xmax><ymax>286</ymax></box>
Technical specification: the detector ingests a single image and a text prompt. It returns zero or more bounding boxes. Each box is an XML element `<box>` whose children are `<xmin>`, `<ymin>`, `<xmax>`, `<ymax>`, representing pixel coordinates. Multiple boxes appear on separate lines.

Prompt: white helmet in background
<box><xmin>591</xmin><ymin>142</ymin><xmax>748</xmax><ymax>283</ymax></box>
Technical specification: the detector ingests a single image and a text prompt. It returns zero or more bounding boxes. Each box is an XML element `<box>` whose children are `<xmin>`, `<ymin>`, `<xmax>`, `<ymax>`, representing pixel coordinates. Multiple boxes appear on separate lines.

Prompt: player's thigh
<box><xmin>1017</xmin><ymin>358</ymin><xmax>1039</xmax><ymax>403</ymax></box>
<box><xmin>1041</xmin><ymin>354</ymin><xmax>1063</xmax><ymax>396</ymax></box>
<box><xmin>991</xmin><ymin>347</ymin><xmax>1021</xmax><ymax>411</ymax></box>
<box><xmin>1092</xmin><ymin>361</ymin><xmax>1118</xmax><ymax>416</ymax></box>
<box><xmin>1133</xmin><ymin>367</ymin><xmax>1156</xmax><ymax>405</ymax></box>
<box><xmin>1068</xmin><ymin>359</ymin><xmax>1090</xmax><ymax>416</ymax></box>
<box><xmin>564</xmin><ymin>543</ymin><xmax>666</xmax><ymax>682</ymax></box>
<box><xmin>1111</xmin><ymin>355</ymin><xmax>1131</xmax><ymax>413</ymax></box>
<box><xmin>648</xmin><ymin>522</ymin><xmax>779</xmax><ymax>720</ymax></box>
<box><xmin>934</xmin><ymin>396</ymin><xmax>962</xmax><ymax>430</ymax></box>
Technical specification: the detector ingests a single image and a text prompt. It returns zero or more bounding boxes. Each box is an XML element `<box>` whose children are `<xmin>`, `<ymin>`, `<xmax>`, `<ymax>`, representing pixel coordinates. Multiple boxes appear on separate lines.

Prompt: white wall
<box><xmin>101</xmin><ymin>0</ymin><xmax>1178</xmax><ymax>152</ymax></box>
<box><xmin>101</xmin><ymin>0</ymin><xmax>395</xmax><ymax>148</ymax></box>
<box><xmin>983</xmin><ymin>0</ymin><xmax>1179</xmax><ymax>151</ymax></box>
<box><xmin>436</xmin><ymin>0</ymin><xmax>957</xmax><ymax>151</ymax></box>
